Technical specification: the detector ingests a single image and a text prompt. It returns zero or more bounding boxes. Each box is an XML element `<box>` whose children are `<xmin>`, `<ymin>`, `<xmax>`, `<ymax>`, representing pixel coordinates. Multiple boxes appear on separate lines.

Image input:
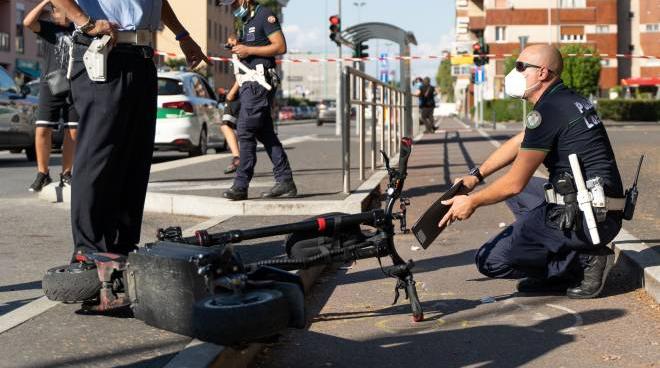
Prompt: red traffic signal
<box><xmin>329</xmin><ymin>15</ymin><xmax>341</xmax><ymax>26</ymax></box>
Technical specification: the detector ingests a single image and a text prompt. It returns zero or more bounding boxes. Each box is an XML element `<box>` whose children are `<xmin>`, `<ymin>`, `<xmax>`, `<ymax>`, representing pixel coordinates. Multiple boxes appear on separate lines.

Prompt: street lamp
<box><xmin>353</xmin><ymin>1</ymin><xmax>366</xmax><ymax>24</ymax></box>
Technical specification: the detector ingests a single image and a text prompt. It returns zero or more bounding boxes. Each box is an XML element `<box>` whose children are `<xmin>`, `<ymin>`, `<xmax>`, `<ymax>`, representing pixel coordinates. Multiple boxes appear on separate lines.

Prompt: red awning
<box><xmin>621</xmin><ymin>77</ymin><xmax>660</xmax><ymax>86</ymax></box>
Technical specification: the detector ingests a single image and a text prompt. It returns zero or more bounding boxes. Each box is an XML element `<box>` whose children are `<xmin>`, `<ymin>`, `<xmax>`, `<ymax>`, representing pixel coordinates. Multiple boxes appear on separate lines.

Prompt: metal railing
<box><xmin>341</xmin><ymin>66</ymin><xmax>407</xmax><ymax>194</ymax></box>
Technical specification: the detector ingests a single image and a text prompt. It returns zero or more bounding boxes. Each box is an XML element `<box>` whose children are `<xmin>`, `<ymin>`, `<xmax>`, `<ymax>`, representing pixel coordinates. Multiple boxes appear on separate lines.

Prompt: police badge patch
<box><xmin>526</xmin><ymin>111</ymin><xmax>542</xmax><ymax>129</ymax></box>
<box><xmin>267</xmin><ymin>15</ymin><xmax>277</xmax><ymax>23</ymax></box>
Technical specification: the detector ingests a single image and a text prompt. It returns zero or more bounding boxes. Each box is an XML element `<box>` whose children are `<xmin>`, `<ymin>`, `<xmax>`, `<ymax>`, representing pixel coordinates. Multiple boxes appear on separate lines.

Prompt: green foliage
<box><xmin>559</xmin><ymin>44</ymin><xmax>601</xmax><ymax>97</ymax></box>
<box><xmin>258</xmin><ymin>0</ymin><xmax>281</xmax><ymax>13</ymax></box>
<box><xmin>504</xmin><ymin>55</ymin><xmax>517</xmax><ymax>75</ymax></box>
<box><xmin>597</xmin><ymin>99</ymin><xmax>660</xmax><ymax>121</ymax></box>
<box><xmin>435</xmin><ymin>58</ymin><xmax>455</xmax><ymax>102</ymax></box>
<box><xmin>164</xmin><ymin>58</ymin><xmax>187</xmax><ymax>69</ymax></box>
<box><xmin>472</xmin><ymin>99</ymin><xmax>534</xmax><ymax>122</ymax></box>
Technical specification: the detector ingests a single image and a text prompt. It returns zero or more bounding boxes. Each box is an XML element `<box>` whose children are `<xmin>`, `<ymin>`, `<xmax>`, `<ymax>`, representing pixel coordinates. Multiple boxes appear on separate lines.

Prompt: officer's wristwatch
<box><xmin>469</xmin><ymin>167</ymin><xmax>484</xmax><ymax>183</ymax></box>
<box><xmin>78</xmin><ymin>17</ymin><xmax>96</xmax><ymax>34</ymax></box>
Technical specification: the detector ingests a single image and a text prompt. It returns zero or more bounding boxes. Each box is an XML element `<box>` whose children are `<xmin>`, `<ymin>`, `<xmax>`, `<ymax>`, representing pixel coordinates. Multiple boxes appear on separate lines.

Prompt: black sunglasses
<box><xmin>515</xmin><ymin>61</ymin><xmax>554</xmax><ymax>74</ymax></box>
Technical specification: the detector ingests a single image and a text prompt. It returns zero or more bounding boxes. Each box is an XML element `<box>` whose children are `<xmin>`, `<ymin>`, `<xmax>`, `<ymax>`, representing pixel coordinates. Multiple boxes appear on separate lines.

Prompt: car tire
<box><xmin>25</xmin><ymin>145</ymin><xmax>37</xmax><ymax>162</ymax></box>
<box><xmin>192</xmin><ymin>289</ymin><xmax>289</xmax><ymax>345</ymax></box>
<box><xmin>42</xmin><ymin>264</ymin><xmax>102</xmax><ymax>302</ymax></box>
<box><xmin>189</xmin><ymin>127</ymin><xmax>208</xmax><ymax>157</ymax></box>
<box><xmin>9</xmin><ymin>149</ymin><xmax>22</xmax><ymax>154</ymax></box>
<box><xmin>214</xmin><ymin>138</ymin><xmax>228</xmax><ymax>154</ymax></box>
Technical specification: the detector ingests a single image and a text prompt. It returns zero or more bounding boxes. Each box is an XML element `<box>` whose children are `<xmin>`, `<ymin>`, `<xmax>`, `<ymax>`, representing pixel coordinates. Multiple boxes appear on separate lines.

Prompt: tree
<box><xmin>435</xmin><ymin>57</ymin><xmax>455</xmax><ymax>102</ymax></box>
<box><xmin>258</xmin><ymin>0</ymin><xmax>281</xmax><ymax>13</ymax></box>
<box><xmin>559</xmin><ymin>44</ymin><xmax>601</xmax><ymax>97</ymax></box>
<box><xmin>504</xmin><ymin>54</ymin><xmax>517</xmax><ymax>75</ymax></box>
<box><xmin>165</xmin><ymin>58</ymin><xmax>187</xmax><ymax>70</ymax></box>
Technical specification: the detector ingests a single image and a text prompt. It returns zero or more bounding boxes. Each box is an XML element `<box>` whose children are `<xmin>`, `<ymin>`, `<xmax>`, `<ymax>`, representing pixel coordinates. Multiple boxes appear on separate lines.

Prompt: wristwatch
<box><xmin>469</xmin><ymin>167</ymin><xmax>484</xmax><ymax>183</ymax></box>
<box><xmin>78</xmin><ymin>16</ymin><xmax>95</xmax><ymax>34</ymax></box>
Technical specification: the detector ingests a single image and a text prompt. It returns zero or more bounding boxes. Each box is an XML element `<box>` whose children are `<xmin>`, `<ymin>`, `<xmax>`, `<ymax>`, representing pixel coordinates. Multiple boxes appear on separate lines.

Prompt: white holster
<box><xmin>83</xmin><ymin>35</ymin><xmax>113</xmax><ymax>82</ymax></box>
<box><xmin>232</xmin><ymin>54</ymin><xmax>272</xmax><ymax>91</ymax></box>
<box><xmin>568</xmin><ymin>154</ymin><xmax>601</xmax><ymax>245</ymax></box>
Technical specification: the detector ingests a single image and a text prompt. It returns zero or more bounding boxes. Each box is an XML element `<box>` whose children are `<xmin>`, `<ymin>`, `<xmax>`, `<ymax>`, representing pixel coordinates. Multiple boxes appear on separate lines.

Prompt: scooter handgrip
<box><xmin>397</xmin><ymin>137</ymin><xmax>413</xmax><ymax>176</ymax></box>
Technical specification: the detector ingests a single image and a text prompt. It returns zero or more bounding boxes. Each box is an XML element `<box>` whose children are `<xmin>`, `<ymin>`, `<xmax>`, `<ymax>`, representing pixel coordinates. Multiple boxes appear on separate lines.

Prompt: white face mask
<box><xmin>504</xmin><ymin>69</ymin><xmax>540</xmax><ymax>99</ymax></box>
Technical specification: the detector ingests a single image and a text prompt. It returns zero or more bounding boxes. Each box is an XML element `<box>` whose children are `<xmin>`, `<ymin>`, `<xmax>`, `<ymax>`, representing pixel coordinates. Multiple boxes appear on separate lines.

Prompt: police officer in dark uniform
<box><xmin>219</xmin><ymin>0</ymin><xmax>297</xmax><ymax>201</ymax></box>
<box><xmin>50</xmin><ymin>0</ymin><xmax>208</xmax><ymax>259</ymax></box>
<box><xmin>440</xmin><ymin>45</ymin><xmax>624</xmax><ymax>299</ymax></box>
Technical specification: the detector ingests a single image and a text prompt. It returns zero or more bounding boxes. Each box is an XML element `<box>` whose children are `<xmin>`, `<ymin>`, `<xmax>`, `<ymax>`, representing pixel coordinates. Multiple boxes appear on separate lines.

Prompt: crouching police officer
<box><xmin>219</xmin><ymin>0</ymin><xmax>297</xmax><ymax>201</ymax></box>
<box><xmin>440</xmin><ymin>44</ymin><xmax>625</xmax><ymax>299</ymax></box>
<box><xmin>50</xmin><ymin>0</ymin><xmax>208</xmax><ymax>259</ymax></box>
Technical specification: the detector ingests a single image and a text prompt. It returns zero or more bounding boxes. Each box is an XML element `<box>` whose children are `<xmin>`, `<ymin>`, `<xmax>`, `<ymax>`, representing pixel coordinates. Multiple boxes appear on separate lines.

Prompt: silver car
<box><xmin>317</xmin><ymin>99</ymin><xmax>336</xmax><ymax>126</ymax></box>
<box><xmin>0</xmin><ymin>66</ymin><xmax>37</xmax><ymax>161</ymax></box>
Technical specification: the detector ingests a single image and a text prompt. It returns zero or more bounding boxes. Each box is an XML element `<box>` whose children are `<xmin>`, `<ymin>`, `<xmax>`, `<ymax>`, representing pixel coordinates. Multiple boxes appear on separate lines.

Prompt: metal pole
<box><xmin>342</xmin><ymin>67</ymin><xmax>351</xmax><ymax>194</ymax></box>
<box><xmin>371</xmin><ymin>82</ymin><xmax>377</xmax><ymax>171</ymax></box>
<box><xmin>479</xmin><ymin>83</ymin><xmax>484</xmax><ymax>128</ymax></box>
<box><xmin>335</xmin><ymin>0</ymin><xmax>343</xmax><ymax>137</ymax></box>
<box><xmin>387</xmin><ymin>88</ymin><xmax>392</xmax><ymax>157</ymax></box>
<box><xmin>359</xmin><ymin>76</ymin><xmax>366</xmax><ymax>180</ymax></box>
<box><xmin>519</xmin><ymin>36</ymin><xmax>529</xmax><ymax>123</ymax></box>
<box><xmin>380</xmin><ymin>85</ymin><xmax>385</xmax><ymax>163</ymax></box>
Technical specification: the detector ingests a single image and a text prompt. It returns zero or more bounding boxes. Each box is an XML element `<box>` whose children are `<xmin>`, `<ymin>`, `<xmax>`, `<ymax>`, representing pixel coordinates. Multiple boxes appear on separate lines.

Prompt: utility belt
<box><xmin>231</xmin><ymin>54</ymin><xmax>279</xmax><ymax>91</ymax></box>
<box><xmin>69</xmin><ymin>30</ymin><xmax>154</xmax><ymax>82</ymax></box>
<box><xmin>544</xmin><ymin>177</ymin><xmax>625</xmax><ymax>221</ymax></box>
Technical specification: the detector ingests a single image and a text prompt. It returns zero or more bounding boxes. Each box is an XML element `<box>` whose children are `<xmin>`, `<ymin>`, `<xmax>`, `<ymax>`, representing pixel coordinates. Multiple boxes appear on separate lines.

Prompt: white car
<box><xmin>156</xmin><ymin>72</ymin><xmax>226</xmax><ymax>156</ymax></box>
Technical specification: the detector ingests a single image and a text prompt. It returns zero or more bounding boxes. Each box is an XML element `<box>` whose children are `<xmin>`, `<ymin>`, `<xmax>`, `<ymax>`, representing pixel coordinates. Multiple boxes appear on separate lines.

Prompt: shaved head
<box><xmin>519</xmin><ymin>44</ymin><xmax>563</xmax><ymax>76</ymax></box>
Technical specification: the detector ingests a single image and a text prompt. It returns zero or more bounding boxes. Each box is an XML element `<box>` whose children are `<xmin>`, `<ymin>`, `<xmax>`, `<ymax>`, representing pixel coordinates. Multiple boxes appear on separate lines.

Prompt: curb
<box><xmin>611</xmin><ymin>228</ymin><xmax>660</xmax><ymax>304</ymax></box>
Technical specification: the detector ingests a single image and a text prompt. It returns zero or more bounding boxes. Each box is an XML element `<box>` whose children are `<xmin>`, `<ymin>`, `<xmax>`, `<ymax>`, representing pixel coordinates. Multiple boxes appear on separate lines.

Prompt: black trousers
<box><xmin>234</xmin><ymin>82</ymin><xmax>293</xmax><ymax>189</ymax></box>
<box><xmin>474</xmin><ymin>177</ymin><xmax>622</xmax><ymax>280</ymax></box>
<box><xmin>69</xmin><ymin>46</ymin><xmax>157</xmax><ymax>255</ymax></box>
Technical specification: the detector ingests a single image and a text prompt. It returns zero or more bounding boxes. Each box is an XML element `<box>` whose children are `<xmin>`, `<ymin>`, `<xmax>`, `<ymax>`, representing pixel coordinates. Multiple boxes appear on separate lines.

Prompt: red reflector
<box><xmin>173</xmin><ymin>139</ymin><xmax>191</xmax><ymax>146</ymax></box>
<box><xmin>163</xmin><ymin>101</ymin><xmax>194</xmax><ymax>113</ymax></box>
<box><xmin>317</xmin><ymin>217</ymin><xmax>327</xmax><ymax>232</ymax></box>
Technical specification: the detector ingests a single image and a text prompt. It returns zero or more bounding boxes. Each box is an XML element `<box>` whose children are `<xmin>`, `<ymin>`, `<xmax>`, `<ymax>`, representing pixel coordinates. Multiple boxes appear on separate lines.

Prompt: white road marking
<box><xmin>546</xmin><ymin>303</ymin><xmax>583</xmax><ymax>333</ymax></box>
<box><xmin>0</xmin><ymin>296</ymin><xmax>58</xmax><ymax>334</ymax></box>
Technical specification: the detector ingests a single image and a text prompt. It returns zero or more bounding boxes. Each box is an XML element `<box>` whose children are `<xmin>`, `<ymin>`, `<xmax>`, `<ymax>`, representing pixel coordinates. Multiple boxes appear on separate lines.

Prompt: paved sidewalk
<box><xmin>255</xmin><ymin>117</ymin><xmax>660</xmax><ymax>368</ymax></box>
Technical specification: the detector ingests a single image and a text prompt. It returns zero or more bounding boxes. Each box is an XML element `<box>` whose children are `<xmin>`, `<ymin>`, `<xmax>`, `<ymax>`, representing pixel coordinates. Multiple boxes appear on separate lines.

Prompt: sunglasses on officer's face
<box><xmin>515</xmin><ymin>61</ymin><xmax>554</xmax><ymax>75</ymax></box>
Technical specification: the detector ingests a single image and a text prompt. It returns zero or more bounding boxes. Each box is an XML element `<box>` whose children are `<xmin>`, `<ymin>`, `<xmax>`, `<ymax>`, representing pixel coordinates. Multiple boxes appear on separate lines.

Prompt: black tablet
<box><xmin>411</xmin><ymin>180</ymin><xmax>464</xmax><ymax>249</ymax></box>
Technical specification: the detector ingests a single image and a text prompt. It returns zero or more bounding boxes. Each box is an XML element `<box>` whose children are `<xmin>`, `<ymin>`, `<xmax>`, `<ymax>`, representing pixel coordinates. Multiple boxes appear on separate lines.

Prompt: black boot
<box><xmin>566</xmin><ymin>248</ymin><xmax>615</xmax><ymax>299</ymax></box>
<box><xmin>223</xmin><ymin>186</ymin><xmax>248</xmax><ymax>201</ymax></box>
<box><xmin>261</xmin><ymin>180</ymin><xmax>297</xmax><ymax>198</ymax></box>
<box><xmin>517</xmin><ymin>277</ymin><xmax>573</xmax><ymax>293</ymax></box>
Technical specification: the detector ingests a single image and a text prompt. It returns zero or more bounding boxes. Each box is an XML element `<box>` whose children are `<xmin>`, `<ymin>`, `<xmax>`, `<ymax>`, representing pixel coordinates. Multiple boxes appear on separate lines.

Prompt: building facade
<box><xmin>0</xmin><ymin>0</ymin><xmax>46</xmax><ymax>83</ymax></box>
<box><xmin>155</xmin><ymin>0</ymin><xmax>235</xmax><ymax>90</ymax></box>
<box><xmin>453</xmin><ymin>0</ymin><xmax>659</xmax><ymax>107</ymax></box>
<box><xmin>280</xmin><ymin>53</ymin><xmax>337</xmax><ymax>101</ymax></box>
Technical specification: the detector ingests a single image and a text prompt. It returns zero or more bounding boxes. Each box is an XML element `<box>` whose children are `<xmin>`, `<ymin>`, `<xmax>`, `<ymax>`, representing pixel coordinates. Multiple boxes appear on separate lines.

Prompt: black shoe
<box><xmin>224</xmin><ymin>157</ymin><xmax>240</xmax><ymax>174</ymax></box>
<box><xmin>223</xmin><ymin>186</ymin><xmax>248</xmax><ymax>201</ymax></box>
<box><xmin>517</xmin><ymin>277</ymin><xmax>573</xmax><ymax>293</ymax></box>
<box><xmin>566</xmin><ymin>248</ymin><xmax>615</xmax><ymax>299</ymax></box>
<box><xmin>59</xmin><ymin>171</ymin><xmax>72</xmax><ymax>187</ymax></box>
<box><xmin>261</xmin><ymin>180</ymin><xmax>297</xmax><ymax>198</ymax></box>
<box><xmin>29</xmin><ymin>171</ymin><xmax>52</xmax><ymax>192</ymax></box>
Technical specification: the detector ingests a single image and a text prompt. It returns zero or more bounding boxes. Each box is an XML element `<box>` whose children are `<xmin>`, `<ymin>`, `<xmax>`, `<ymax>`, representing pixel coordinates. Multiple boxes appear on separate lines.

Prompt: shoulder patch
<box><xmin>267</xmin><ymin>15</ymin><xmax>277</xmax><ymax>24</ymax></box>
<box><xmin>526</xmin><ymin>110</ymin><xmax>542</xmax><ymax>130</ymax></box>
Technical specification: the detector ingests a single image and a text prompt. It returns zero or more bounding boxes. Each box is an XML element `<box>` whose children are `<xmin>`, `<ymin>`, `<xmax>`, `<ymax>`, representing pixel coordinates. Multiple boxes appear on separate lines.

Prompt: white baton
<box><xmin>568</xmin><ymin>154</ymin><xmax>601</xmax><ymax>245</ymax></box>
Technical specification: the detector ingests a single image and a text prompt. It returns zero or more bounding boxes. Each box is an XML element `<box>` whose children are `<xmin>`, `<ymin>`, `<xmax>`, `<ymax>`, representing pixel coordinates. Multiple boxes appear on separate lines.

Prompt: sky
<box><xmin>281</xmin><ymin>0</ymin><xmax>456</xmax><ymax>82</ymax></box>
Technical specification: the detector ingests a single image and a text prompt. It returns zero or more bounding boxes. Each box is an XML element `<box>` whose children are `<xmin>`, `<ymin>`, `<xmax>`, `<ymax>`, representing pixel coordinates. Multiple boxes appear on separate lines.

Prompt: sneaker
<box><xmin>261</xmin><ymin>180</ymin><xmax>297</xmax><ymax>199</ymax></box>
<box><xmin>60</xmin><ymin>171</ymin><xmax>72</xmax><ymax>187</ymax></box>
<box><xmin>224</xmin><ymin>157</ymin><xmax>240</xmax><ymax>175</ymax></box>
<box><xmin>223</xmin><ymin>186</ymin><xmax>248</xmax><ymax>201</ymax></box>
<box><xmin>29</xmin><ymin>172</ymin><xmax>52</xmax><ymax>192</ymax></box>
<box><xmin>566</xmin><ymin>248</ymin><xmax>615</xmax><ymax>299</ymax></box>
<box><xmin>516</xmin><ymin>277</ymin><xmax>573</xmax><ymax>293</ymax></box>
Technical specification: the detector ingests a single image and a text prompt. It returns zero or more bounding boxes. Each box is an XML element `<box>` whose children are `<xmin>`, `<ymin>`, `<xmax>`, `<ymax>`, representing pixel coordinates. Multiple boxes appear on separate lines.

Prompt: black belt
<box><xmin>72</xmin><ymin>33</ymin><xmax>154</xmax><ymax>58</ymax></box>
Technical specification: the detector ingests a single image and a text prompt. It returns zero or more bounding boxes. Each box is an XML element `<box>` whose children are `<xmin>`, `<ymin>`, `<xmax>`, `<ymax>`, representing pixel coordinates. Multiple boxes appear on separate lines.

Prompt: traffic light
<box><xmin>472</xmin><ymin>37</ymin><xmax>490</xmax><ymax>66</ymax></box>
<box><xmin>354</xmin><ymin>43</ymin><xmax>369</xmax><ymax>58</ymax></box>
<box><xmin>329</xmin><ymin>15</ymin><xmax>341</xmax><ymax>45</ymax></box>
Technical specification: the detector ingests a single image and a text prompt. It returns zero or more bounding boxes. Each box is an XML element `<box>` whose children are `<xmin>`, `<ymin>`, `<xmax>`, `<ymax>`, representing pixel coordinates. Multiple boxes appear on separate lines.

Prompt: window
<box><xmin>495</xmin><ymin>26</ymin><xmax>506</xmax><ymax>42</ymax></box>
<box><xmin>600</xmin><ymin>59</ymin><xmax>610</xmax><ymax>67</ymax></box>
<box><xmin>158</xmin><ymin>78</ymin><xmax>184</xmax><ymax>96</ymax></box>
<box><xmin>646</xmin><ymin>24</ymin><xmax>660</xmax><ymax>32</ymax></box>
<box><xmin>595</xmin><ymin>25</ymin><xmax>610</xmax><ymax>33</ymax></box>
<box><xmin>16</xmin><ymin>7</ymin><xmax>25</xmax><ymax>54</ymax></box>
<box><xmin>560</xmin><ymin>33</ymin><xmax>585</xmax><ymax>42</ymax></box>
<box><xmin>560</xmin><ymin>0</ymin><xmax>586</xmax><ymax>8</ymax></box>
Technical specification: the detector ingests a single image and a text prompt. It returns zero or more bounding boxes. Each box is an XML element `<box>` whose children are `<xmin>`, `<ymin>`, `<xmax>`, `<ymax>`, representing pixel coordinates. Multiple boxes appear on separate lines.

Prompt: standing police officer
<box><xmin>219</xmin><ymin>0</ymin><xmax>297</xmax><ymax>201</ymax></box>
<box><xmin>50</xmin><ymin>0</ymin><xmax>209</xmax><ymax>259</ymax></box>
<box><xmin>440</xmin><ymin>45</ymin><xmax>624</xmax><ymax>299</ymax></box>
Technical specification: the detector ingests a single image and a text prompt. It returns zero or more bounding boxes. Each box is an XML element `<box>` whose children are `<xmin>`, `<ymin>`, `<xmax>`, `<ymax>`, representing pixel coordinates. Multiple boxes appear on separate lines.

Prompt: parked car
<box><xmin>0</xmin><ymin>66</ymin><xmax>38</xmax><ymax>161</ymax></box>
<box><xmin>317</xmin><ymin>99</ymin><xmax>336</xmax><ymax>126</ymax></box>
<box><xmin>156</xmin><ymin>72</ymin><xmax>225</xmax><ymax>156</ymax></box>
<box><xmin>293</xmin><ymin>106</ymin><xmax>305</xmax><ymax>120</ymax></box>
<box><xmin>278</xmin><ymin>106</ymin><xmax>295</xmax><ymax>121</ymax></box>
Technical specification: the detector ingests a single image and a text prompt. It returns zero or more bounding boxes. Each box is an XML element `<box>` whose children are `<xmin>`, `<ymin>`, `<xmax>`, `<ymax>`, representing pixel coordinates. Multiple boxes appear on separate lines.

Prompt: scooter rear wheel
<box><xmin>192</xmin><ymin>289</ymin><xmax>289</xmax><ymax>346</ymax></box>
<box><xmin>42</xmin><ymin>264</ymin><xmax>101</xmax><ymax>302</ymax></box>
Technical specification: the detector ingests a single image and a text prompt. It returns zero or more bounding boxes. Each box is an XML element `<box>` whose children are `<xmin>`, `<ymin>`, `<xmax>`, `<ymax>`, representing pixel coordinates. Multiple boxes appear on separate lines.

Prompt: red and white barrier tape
<box><xmin>154</xmin><ymin>50</ymin><xmax>659</xmax><ymax>63</ymax></box>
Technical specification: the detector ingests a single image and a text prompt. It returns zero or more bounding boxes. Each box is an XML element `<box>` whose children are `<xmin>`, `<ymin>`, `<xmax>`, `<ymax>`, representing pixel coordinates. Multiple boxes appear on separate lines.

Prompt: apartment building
<box><xmin>0</xmin><ymin>0</ymin><xmax>46</xmax><ymax>83</ymax></box>
<box><xmin>155</xmin><ymin>0</ymin><xmax>236</xmax><ymax>90</ymax></box>
<box><xmin>453</xmin><ymin>0</ymin><xmax>658</xmax><ymax>104</ymax></box>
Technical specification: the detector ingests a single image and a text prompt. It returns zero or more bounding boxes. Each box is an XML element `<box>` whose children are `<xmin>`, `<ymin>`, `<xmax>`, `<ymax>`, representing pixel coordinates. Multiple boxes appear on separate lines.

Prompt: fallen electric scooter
<box><xmin>43</xmin><ymin>138</ymin><xmax>424</xmax><ymax>346</ymax></box>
